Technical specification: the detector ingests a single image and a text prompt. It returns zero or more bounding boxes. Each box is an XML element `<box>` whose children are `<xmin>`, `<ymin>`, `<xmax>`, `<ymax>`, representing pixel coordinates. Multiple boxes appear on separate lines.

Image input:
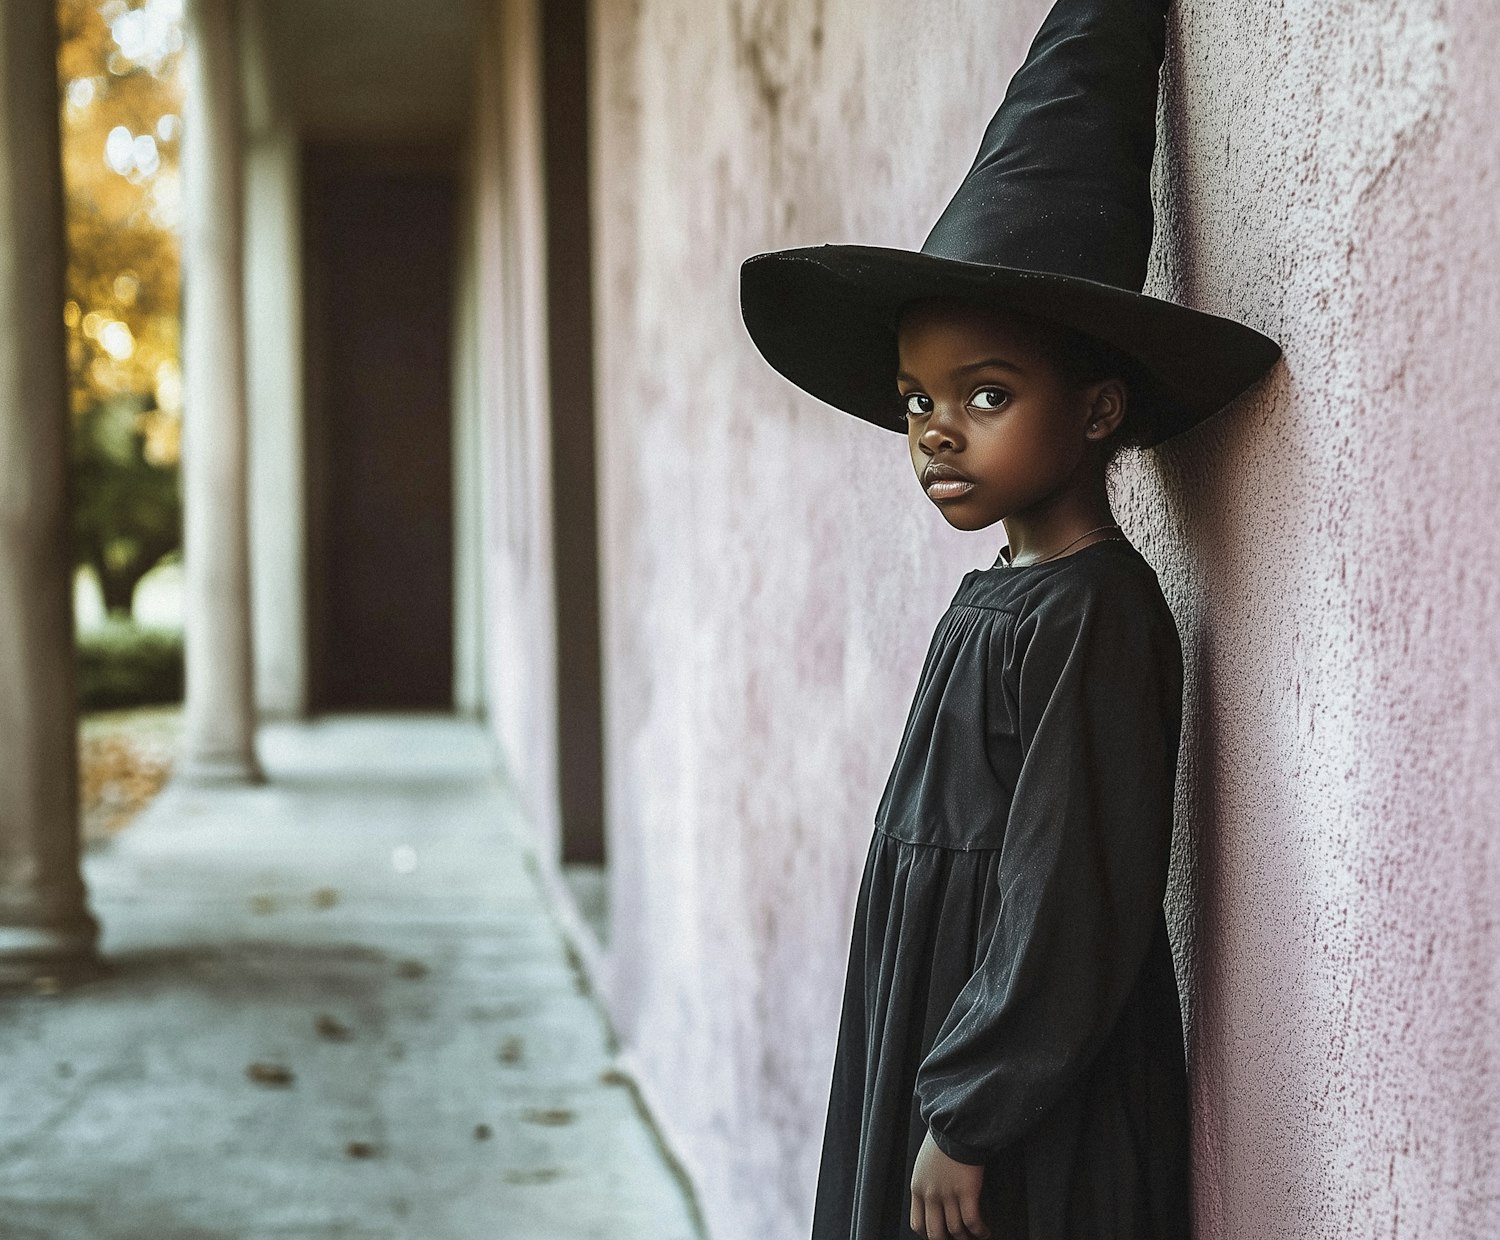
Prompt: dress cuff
<box><xmin>928</xmin><ymin>1125</ymin><xmax>989</xmax><ymax>1167</ymax></box>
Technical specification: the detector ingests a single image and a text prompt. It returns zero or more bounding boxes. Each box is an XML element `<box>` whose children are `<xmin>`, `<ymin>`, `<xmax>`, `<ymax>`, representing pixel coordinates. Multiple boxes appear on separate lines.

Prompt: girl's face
<box><xmin>896</xmin><ymin>298</ymin><xmax>1119</xmax><ymax>532</ymax></box>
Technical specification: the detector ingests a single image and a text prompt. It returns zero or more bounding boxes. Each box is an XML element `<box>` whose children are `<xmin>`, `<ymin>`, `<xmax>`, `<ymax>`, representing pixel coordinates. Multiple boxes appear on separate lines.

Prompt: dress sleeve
<box><xmin>914</xmin><ymin>569</ymin><xmax>1184</xmax><ymax>1165</ymax></box>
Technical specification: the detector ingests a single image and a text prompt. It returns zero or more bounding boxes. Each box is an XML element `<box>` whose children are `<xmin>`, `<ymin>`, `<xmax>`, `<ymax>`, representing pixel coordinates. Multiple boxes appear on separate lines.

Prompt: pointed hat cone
<box><xmin>739</xmin><ymin>0</ymin><xmax>1281</xmax><ymax>445</ymax></box>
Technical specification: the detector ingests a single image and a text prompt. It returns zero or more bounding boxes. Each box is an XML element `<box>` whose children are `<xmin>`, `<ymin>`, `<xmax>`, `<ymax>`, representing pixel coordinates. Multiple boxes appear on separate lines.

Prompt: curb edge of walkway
<box><xmin>527</xmin><ymin>851</ymin><xmax>714</xmax><ymax>1240</ymax></box>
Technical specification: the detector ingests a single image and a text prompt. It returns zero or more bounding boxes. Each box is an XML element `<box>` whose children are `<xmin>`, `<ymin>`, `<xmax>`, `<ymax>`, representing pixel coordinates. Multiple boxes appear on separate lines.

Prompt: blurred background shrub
<box><xmin>77</xmin><ymin>619</ymin><xmax>183</xmax><ymax>711</ymax></box>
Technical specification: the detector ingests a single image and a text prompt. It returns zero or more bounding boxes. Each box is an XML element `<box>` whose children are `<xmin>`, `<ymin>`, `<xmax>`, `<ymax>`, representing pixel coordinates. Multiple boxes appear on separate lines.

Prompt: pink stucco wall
<box><xmin>570</xmin><ymin>1</ymin><xmax>1498</xmax><ymax>1237</ymax></box>
<box><xmin>1139</xmin><ymin>5</ymin><xmax>1499</xmax><ymax>1236</ymax></box>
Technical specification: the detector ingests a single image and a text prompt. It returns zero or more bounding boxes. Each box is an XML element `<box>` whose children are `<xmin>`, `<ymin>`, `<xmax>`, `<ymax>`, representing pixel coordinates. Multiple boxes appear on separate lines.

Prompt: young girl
<box><xmin>739</xmin><ymin>1</ymin><xmax>1281</xmax><ymax>1238</ymax></box>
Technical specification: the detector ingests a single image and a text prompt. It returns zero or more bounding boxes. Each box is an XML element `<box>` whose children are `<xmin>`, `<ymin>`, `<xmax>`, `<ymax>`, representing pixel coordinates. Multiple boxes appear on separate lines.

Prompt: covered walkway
<box><xmin>0</xmin><ymin>716</ymin><xmax>701</xmax><ymax>1240</ymax></box>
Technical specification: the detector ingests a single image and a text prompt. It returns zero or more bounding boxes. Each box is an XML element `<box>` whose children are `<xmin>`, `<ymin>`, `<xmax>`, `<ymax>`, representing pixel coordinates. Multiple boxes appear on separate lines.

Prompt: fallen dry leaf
<box><xmin>314</xmin><ymin>1014</ymin><xmax>354</xmax><ymax>1042</ymax></box>
<box><xmin>246</xmin><ymin>1061</ymin><xmax>294</xmax><ymax>1087</ymax></box>
<box><xmin>502</xmin><ymin>1168</ymin><xmax>562</xmax><ymax>1185</ymax></box>
<box><xmin>78</xmin><ymin>719</ymin><xmax>176</xmax><ymax>845</ymax></box>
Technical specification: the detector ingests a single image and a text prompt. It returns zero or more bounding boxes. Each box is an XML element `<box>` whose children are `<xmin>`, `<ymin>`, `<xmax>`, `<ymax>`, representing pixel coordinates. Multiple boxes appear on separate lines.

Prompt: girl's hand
<box><xmin>910</xmin><ymin>1129</ymin><xmax>990</xmax><ymax>1239</ymax></box>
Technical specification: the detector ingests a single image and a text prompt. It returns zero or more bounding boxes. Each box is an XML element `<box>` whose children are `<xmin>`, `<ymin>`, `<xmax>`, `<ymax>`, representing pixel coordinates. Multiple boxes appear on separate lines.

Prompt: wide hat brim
<box><xmin>740</xmin><ymin>243</ymin><xmax>1282</xmax><ymax>446</ymax></box>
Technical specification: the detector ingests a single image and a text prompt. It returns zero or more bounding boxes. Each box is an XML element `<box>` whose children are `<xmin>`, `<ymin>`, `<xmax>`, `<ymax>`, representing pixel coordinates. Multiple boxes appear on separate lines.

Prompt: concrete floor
<box><xmin>560</xmin><ymin>865</ymin><xmax>607</xmax><ymax>947</ymax></box>
<box><xmin>0</xmin><ymin>715</ymin><xmax>703</xmax><ymax>1240</ymax></box>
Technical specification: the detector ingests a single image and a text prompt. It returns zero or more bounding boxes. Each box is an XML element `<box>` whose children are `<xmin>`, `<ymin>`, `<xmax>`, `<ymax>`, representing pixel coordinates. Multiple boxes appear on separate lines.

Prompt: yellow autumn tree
<box><xmin>58</xmin><ymin>0</ymin><xmax>184</xmax><ymax>617</ymax></box>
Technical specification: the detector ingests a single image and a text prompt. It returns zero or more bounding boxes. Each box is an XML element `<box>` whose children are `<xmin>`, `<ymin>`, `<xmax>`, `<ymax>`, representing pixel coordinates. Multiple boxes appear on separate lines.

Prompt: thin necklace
<box><xmin>1006</xmin><ymin>522</ymin><xmax>1124</xmax><ymax>567</ymax></box>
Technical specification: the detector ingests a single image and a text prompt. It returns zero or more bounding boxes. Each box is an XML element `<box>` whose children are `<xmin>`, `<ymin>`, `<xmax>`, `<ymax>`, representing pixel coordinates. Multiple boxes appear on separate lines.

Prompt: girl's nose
<box><xmin>920</xmin><ymin>406</ymin><xmax>961</xmax><ymax>453</ymax></box>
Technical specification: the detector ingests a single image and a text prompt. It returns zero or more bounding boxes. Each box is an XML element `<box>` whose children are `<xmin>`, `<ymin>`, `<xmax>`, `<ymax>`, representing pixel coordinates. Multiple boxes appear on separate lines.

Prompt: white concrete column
<box><xmin>0</xmin><ymin>0</ymin><xmax>99</xmax><ymax>977</ymax></box>
<box><xmin>241</xmin><ymin>0</ymin><xmax>308</xmax><ymax>721</ymax></box>
<box><xmin>178</xmin><ymin>0</ymin><xmax>264</xmax><ymax>783</ymax></box>
<box><xmin>452</xmin><ymin>156</ymin><xmax>489</xmax><ymax>720</ymax></box>
<box><xmin>244</xmin><ymin>126</ymin><xmax>307</xmax><ymax>720</ymax></box>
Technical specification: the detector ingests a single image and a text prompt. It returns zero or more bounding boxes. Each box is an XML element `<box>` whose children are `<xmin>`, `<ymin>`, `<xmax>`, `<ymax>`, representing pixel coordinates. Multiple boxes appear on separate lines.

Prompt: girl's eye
<box><xmin>970</xmin><ymin>387</ymin><xmax>1009</xmax><ymax>410</ymax></box>
<box><xmin>903</xmin><ymin>393</ymin><xmax>932</xmax><ymax>417</ymax></box>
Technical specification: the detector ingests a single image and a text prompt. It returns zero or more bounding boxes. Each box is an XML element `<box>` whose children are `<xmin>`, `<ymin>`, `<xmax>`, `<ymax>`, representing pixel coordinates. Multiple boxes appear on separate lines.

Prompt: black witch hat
<box><xmin>739</xmin><ymin>0</ymin><xmax>1281</xmax><ymax>446</ymax></box>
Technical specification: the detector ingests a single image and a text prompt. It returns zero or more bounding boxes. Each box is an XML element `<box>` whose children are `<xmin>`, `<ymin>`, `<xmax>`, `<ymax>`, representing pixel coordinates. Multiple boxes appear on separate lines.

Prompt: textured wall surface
<box><xmin>577</xmin><ymin>1</ymin><xmax>1498</xmax><ymax>1237</ymax></box>
<box><xmin>468</xmin><ymin>0</ymin><xmax>566</xmax><ymax>856</ymax></box>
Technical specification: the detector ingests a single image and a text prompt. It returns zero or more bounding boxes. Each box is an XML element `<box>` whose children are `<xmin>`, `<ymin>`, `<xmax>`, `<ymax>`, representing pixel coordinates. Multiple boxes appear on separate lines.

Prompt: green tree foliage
<box><xmin>72</xmin><ymin>392</ymin><xmax>181</xmax><ymax>616</ymax></box>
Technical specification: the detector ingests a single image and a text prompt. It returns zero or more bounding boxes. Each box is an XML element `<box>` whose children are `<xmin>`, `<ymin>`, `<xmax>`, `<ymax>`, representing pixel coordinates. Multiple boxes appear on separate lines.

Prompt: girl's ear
<box><xmin>1084</xmin><ymin>378</ymin><xmax>1127</xmax><ymax>441</ymax></box>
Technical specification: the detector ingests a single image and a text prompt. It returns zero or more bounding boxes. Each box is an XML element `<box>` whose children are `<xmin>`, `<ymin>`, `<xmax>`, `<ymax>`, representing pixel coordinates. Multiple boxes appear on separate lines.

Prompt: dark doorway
<box><xmin>541</xmin><ymin>0</ymin><xmax>610</xmax><ymax>950</ymax></box>
<box><xmin>302</xmin><ymin>144</ymin><xmax>457</xmax><ymax>712</ymax></box>
<box><xmin>543</xmin><ymin>0</ymin><xmax>606</xmax><ymax>880</ymax></box>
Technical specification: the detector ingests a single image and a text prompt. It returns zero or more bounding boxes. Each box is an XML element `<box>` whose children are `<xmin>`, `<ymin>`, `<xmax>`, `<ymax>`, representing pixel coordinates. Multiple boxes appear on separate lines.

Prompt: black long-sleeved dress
<box><xmin>811</xmin><ymin>537</ymin><xmax>1191</xmax><ymax>1240</ymax></box>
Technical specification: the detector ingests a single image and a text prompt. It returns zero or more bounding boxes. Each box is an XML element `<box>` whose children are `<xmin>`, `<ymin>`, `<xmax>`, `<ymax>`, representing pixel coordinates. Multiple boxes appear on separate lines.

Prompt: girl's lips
<box><xmin>926</xmin><ymin>478</ymin><xmax>977</xmax><ymax>501</ymax></box>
